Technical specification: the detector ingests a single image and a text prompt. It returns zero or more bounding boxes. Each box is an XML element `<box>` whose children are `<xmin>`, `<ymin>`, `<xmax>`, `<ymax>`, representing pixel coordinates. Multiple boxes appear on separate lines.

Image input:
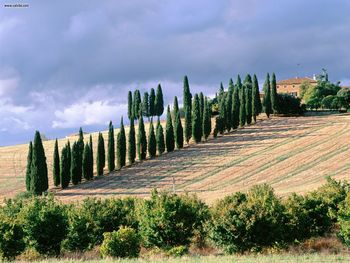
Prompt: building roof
<box><xmin>277</xmin><ymin>77</ymin><xmax>317</xmax><ymax>85</ymax></box>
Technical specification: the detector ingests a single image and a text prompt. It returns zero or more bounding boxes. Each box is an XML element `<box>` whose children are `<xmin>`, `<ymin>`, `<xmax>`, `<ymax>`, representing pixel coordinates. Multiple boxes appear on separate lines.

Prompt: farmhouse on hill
<box><xmin>277</xmin><ymin>76</ymin><xmax>317</xmax><ymax>98</ymax></box>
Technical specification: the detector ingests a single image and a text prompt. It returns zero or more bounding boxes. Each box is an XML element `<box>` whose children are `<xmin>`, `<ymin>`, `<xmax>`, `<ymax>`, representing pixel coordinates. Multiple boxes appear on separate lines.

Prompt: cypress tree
<box><xmin>67</xmin><ymin>140</ymin><xmax>71</xmax><ymax>179</ymax></box>
<box><xmin>232</xmin><ymin>76</ymin><xmax>241</xmax><ymax>129</ymax></box>
<box><xmin>133</xmin><ymin>89</ymin><xmax>141</xmax><ymax>119</ymax></box>
<box><xmin>263</xmin><ymin>73</ymin><xmax>272</xmax><ymax>118</ymax></box>
<box><xmin>155</xmin><ymin>84</ymin><xmax>164</xmax><ymax>116</ymax></box>
<box><xmin>30</xmin><ymin>131</ymin><xmax>48</xmax><ymax>195</ymax></box>
<box><xmin>218</xmin><ymin>95</ymin><xmax>226</xmax><ymax>134</ymax></box>
<box><xmin>25</xmin><ymin>141</ymin><xmax>33</xmax><ymax>192</ymax></box>
<box><xmin>218</xmin><ymin>82</ymin><xmax>225</xmax><ymax>102</ymax></box>
<box><xmin>192</xmin><ymin>94</ymin><xmax>202</xmax><ymax>142</ymax></box>
<box><xmin>165</xmin><ymin>105</ymin><xmax>175</xmax><ymax>152</ymax></box>
<box><xmin>252</xmin><ymin>74</ymin><xmax>262</xmax><ymax>122</ymax></box>
<box><xmin>244</xmin><ymin>74</ymin><xmax>253</xmax><ymax>125</ymax></box>
<box><xmin>183</xmin><ymin>76</ymin><xmax>192</xmax><ymax>144</ymax></box>
<box><xmin>149</xmin><ymin>88</ymin><xmax>156</xmax><ymax>117</ymax></box>
<box><xmin>60</xmin><ymin>145</ymin><xmax>70</xmax><ymax>189</ymax></box>
<box><xmin>203</xmin><ymin>97</ymin><xmax>211</xmax><ymax>140</ymax></box>
<box><xmin>71</xmin><ymin>142</ymin><xmax>80</xmax><ymax>185</ymax></box>
<box><xmin>142</xmin><ymin>92</ymin><xmax>150</xmax><ymax>118</ymax></box>
<box><xmin>239</xmin><ymin>84</ymin><xmax>246</xmax><ymax>127</ymax></box>
<box><xmin>173</xmin><ymin>96</ymin><xmax>184</xmax><ymax>149</ymax></box>
<box><xmin>96</xmin><ymin>132</ymin><xmax>105</xmax><ymax>176</ymax></box>
<box><xmin>226</xmin><ymin>79</ymin><xmax>234</xmax><ymax>132</ymax></box>
<box><xmin>53</xmin><ymin>139</ymin><xmax>60</xmax><ymax>187</ymax></box>
<box><xmin>128</xmin><ymin>118</ymin><xmax>136</xmax><ymax>164</ymax></box>
<box><xmin>148</xmin><ymin>119</ymin><xmax>157</xmax><ymax>158</ymax></box>
<box><xmin>77</xmin><ymin>128</ymin><xmax>84</xmax><ymax>182</ymax></box>
<box><xmin>271</xmin><ymin>73</ymin><xmax>279</xmax><ymax>114</ymax></box>
<box><xmin>137</xmin><ymin>116</ymin><xmax>147</xmax><ymax>160</ymax></box>
<box><xmin>117</xmin><ymin>117</ymin><xmax>127</xmax><ymax>169</ymax></box>
<box><xmin>83</xmin><ymin>143</ymin><xmax>93</xmax><ymax>180</ymax></box>
<box><xmin>128</xmin><ymin>91</ymin><xmax>133</xmax><ymax>120</ymax></box>
<box><xmin>199</xmin><ymin>92</ymin><xmax>204</xmax><ymax>123</ymax></box>
<box><xmin>156</xmin><ymin>118</ymin><xmax>165</xmax><ymax>155</ymax></box>
<box><xmin>89</xmin><ymin>135</ymin><xmax>93</xmax><ymax>176</ymax></box>
<box><xmin>107</xmin><ymin>121</ymin><xmax>115</xmax><ymax>172</ymax></box>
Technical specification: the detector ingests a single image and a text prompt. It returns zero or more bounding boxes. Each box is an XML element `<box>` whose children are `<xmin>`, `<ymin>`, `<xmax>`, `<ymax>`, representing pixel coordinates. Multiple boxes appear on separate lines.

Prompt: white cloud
<box><xmin>0</xmin><ymin>99</ymin><xmax>32</xmax><ymax>132</ymax></box>
<box><xmin>53</xmin><ymin>100</ymin><xmax>127</xmax><ymax>128</ymax></box>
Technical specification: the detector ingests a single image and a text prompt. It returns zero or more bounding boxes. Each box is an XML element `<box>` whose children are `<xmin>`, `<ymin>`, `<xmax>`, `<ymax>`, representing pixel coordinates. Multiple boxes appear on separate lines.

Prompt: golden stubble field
<box><xmin>1</xmin><ymin>113</ymin><xmax>350</xmax><ymax>204</ymax></box>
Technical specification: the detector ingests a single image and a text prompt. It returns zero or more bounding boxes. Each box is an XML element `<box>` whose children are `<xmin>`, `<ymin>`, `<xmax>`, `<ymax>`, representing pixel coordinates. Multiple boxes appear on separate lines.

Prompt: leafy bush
<box><xmin>64</xmin><ymin>197</ymin><xmax>138</xmax><ymax>251</ymax></box>
<box><xmin>167</xmin><ymin>245</ymin><xmax>188</xmax><ymax>257</ymax></box>
<box><xmin>337</xmin><ymin>192</ymin><xmax>350</xmax><ymax>247</ymax></box>
<box><xmin>0</xmin><ymin>214</ymin><xmax>25</xmax><ymax>260</ymax></box>
<box><xmin>277</xmin><ymin>93</ymin><xmax>304</xmax><ymax>115</ymax></box>
<box><xmin>209</xmin><ymin>185</ymin><xmax>288</xmax><ymax>254</ymax></box>
<box><xmin>100</xmin><ymin>227</ymin><xmax>140</xmax><ymax>258</ymax></box>
<box><xmin>137</xmin><ymin>190</ymin><xmax>208</xmax><ymax>249</ymax></box>
<box><xmin>18</xmin><ymin>196</ymin><xmax>68</xmax><ymax>255</ymax></box>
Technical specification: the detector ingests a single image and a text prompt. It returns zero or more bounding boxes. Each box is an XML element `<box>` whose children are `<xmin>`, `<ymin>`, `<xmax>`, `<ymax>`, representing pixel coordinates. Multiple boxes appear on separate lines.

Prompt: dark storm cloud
<box><xmin>1</xmin><ymin>0</ymin><xmax>350</xmax><ymax>145</ymax></box>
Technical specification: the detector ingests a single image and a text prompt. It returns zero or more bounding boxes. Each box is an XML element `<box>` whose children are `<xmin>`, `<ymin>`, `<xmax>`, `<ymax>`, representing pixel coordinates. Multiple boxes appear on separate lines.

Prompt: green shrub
<box><xmin>209</xmin><ymin>185</ymin><xmax>288</xmax><ymax>254</ymax></box>
<box><xmin>137</xmin><ymin>190</ymin><xmax>208</xmax><ymax>249</ymax></box>
<box><xmin>167</xmin><ymin>245</ymin><xmax>188</xmax><ymax>257</ymax></box>
<box><xmin>64</xmin><ymin>197</ymin><xmax>138</xmax><ymax>251</ymax></box>
<box><xmin>100</xmin><ymin>227</ymin><xmax>141</xmax><ymax>258</ymax></box>
<box><xmin>0</xmin><ymin>214</ymin><xmax>25</xmax><ymax>260</ymax></box>
<box><xmin>337</xmin><ymin>192</ymin><xmax>350</xmax><ymax>247</ymax></box>
<box><xmin>18</xmin><ymin>196</ymin><xmax>68</xmax><ymax>255</ymax></box>
<box><xmin>276</xmin><ymin>93</ymin><xmax>304</xmax><ymax>115</ymax></box>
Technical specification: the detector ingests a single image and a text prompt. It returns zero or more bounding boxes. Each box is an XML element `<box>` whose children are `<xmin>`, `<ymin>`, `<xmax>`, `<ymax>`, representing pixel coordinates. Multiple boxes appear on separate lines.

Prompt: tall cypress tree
<box><xmin>271</xmin><ymin>73</ymin><xmax>279</xmax><ymax>114</ymax></box>
<box><xmin>149</xmin><ymin>88</ymin><xmax>156</xmax><ymax>117</ymax></box>
<box><xmin>156</xmin><ymin>117</ymin><xmax>165</xmax><ymax>155</ymax></box>
<box><xmin>226</xmin><ymin>79</ymin><xmax>234</xmax><ymax>132</ymax></box>
<box><xmin>117</xmin><ymin>117</ymin><xmax>127</xmax><ymax>169</ymax></box>
<box><xmin>107</xmin><ymin>121</ymin><xmax>115</xmax><ymax>172</ymax></box>
<box><xmin>83</xmin><ymin>143</ymin><xmax>93</xmax><ymax>180</ymax></box>
<box><xmin>165</xmin><ymin>105</ymin><xmax>175</xmax><ymax>152</ymax></box>
<box><xmin>155</xmin><ymin>84</ymin><xmax>164</xmax><ymax>117</ymax></box>
<box><xmin>183</xmin><ymin>76</ymin><xmax>192</xmax><ymax>144</ymax></box>
<box><xmin>232</xmin><ymin>76</ymin><xmax>241</xmax><ymax>129</ymax></box>
<box><xmin>142</xmin><ymin>92</ymin><xmax>150</xmax><ymax>118</ymax></box>
<box><xmin>96</xmin><ymin>132</ymin><xmax>105</xmax><ymax>176</ymax></box>
<box><xmin>239</xmin><ymin>85</ymin><xmax>246</xmax><ymax>127</ymax></box>
<box><xmin>252</xmin><ymin>74</ymin><xmax>262</xmax><ymax>123</ymax></box>
<box><xmin>77</xmin><ymin>128</ymin><xmax>84</xmax><ymax>182</ymax></box>
<box><xmin>137</xmin><ymin>116</ymin><xmax>147</xmax><ymax>160</ymax></box>
<box><xmin>127</xmin><ymin>91</ymin><xmax>133</xmax><ymax>120</ymax></box>
<box><xmin>67</xmin><ymin>140</ymin><xmax>71</xmax><ymax>179</ymax></box>
<box><xmin>60</xmin><ymin>145</ymin><xmax>70</xmax><ymax>189</ymax></box>
<box><xmin>199</xmin><ymin>92</ymin><xmax>204</xmax><ymax>123</ymax></box>
<box><xmin>244</xmin><ymin>74</ymin><xmax>253</xmax><ymax>125</ymax></box>
<box><xmin>218</xmin><ymin>82</ymin><xmax>225</xmax><ymax>102</ymax></box>
<box><xmin>30</xmin><ymin>131</ymin><xmax>48</xmax><ymax>195</ymax></box>
<box><xmin>133</xmin><ymin>89</ymin><xmax>141</xmax><ymax>119</ymax></box>
<box><xmin>203</xmin><ymin>97</ymin><xmax>211</xmax><ymax>140</ymax></box>
<box><xmin>218</xmin><ymin>95</ymin><xmax>226</xmax><ymax>134</ymax></box>
<box><xmin>173</xmin><ymin>96</ymin><xmax>184</xmax><ymax>149</ymax></box>
<box><xmin>128</xmin><ymin>118</ymin><xmax>136</xmax><ymax>164</ymax></box>
<box><xmin>263</xmin><ymin>73</ymin><xmax>272</xmax><ymax>118</ymax></box>
<box><xmin>148</xmin><ymin>119</ymin><xmax>157</xmax><ymax>158</ymax></box>
<box><xmin>89</xmin><ymin>135</ymin><xmax>93</xmax><ymax>176</ymax></box>
<box><xmin>53</xmin><ymin>139</ymin><xmax>60</xmax><ymax>187</ymax></box>
<box><xmin>192</xmin><ymin>94</ymin><xmax>202</xmax><ymax>142</ymax></box>
<box><xmin>71</xmin><ymin>142</ymin><xmax>80</xmax><ymax>185</ymax></box>
<box><xmin>25</xmin><ymin>141</ymin><xmax>33</xmax><ymax>192</ymax></box>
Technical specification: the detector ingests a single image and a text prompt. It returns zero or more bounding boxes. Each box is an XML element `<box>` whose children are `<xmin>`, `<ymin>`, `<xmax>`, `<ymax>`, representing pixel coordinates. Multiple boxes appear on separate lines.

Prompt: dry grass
<box><xmin>1</xmin><ymin>113</ymin><xmax>350</xmax><ymax>203</ymax></box>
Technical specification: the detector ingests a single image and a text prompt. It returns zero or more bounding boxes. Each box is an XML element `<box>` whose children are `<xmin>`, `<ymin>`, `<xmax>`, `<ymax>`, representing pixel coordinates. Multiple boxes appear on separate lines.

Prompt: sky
<box><xmin>1</xmin><ymin>0</ymin><xmax>350</xmax><ymax>146</ymax></box>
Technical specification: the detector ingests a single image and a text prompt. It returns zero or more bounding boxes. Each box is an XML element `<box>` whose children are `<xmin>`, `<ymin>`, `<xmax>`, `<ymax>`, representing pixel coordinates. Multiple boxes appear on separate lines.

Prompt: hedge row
<box><xmin>1</xmin><ymin>178</ymin><xmax>350</xmax><ymax>260</ymax></box>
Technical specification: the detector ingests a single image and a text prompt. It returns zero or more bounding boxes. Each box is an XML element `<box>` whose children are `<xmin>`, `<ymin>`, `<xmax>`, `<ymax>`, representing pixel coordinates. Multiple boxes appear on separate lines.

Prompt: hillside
<box><xmin>1</xmin><ymin>113</ymin><xmax>350</xmax><ymax>203</ymax></box>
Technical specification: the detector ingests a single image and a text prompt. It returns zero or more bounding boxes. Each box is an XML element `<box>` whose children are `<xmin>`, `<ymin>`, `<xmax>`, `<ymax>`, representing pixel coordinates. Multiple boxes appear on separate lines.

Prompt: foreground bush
<box><xmin>64</xmin><ymin>197</ymin><xmax>137</xmax><ymax>251</ymax></box>
<box><xmin>337</xmin><ymin>192</ymin><xmax>350</xmax><ymax>247</ymax></box>
<box><xmin>137</xmin><ymin>190</ymin><xmax>209</xmax><ymax>249</ymax></box>
<box><xmin>209</xmin><ymin>184</ymin><xmax>288</xmax><ymax>253</ymax></box>
<box><xmin>18</xmin><ymin>196</ymin><xmax>68</xmax><ymax>255</ymax></box>
<box><xmin>0</xmin><ymin>214</ymin><xmax>25</xmax><ymax>260</ymax></box>
<box><xmin>100</xmin><ymin>227</ymin><xmax>141</xmax><ymax>258</ymax></box>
